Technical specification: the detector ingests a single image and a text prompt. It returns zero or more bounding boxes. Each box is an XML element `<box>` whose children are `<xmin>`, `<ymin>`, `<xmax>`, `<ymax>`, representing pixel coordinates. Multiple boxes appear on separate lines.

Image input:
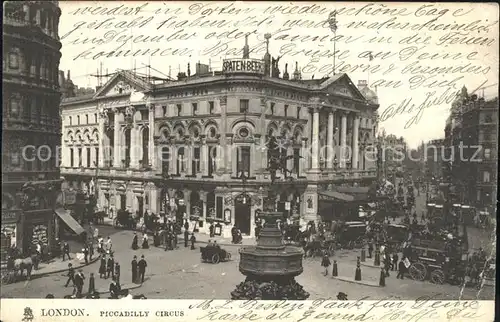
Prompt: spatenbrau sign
<box><xmin>222</xmin><ymin>59</ymin><xmax>265</xmax><ymax>74</ymax></box>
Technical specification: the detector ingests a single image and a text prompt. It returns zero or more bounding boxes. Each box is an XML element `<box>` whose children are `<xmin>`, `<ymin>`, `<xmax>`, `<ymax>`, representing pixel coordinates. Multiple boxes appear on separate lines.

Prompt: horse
<box><xmin>13</xmin><ymin>256</ymin><xmax>35</xmax><ymax>280</ymax></box>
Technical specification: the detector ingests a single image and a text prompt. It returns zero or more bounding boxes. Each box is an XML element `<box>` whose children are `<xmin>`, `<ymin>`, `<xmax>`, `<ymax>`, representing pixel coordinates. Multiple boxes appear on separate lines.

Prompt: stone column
<box><xmin>201</xmin><ymin>135</ymin><xmax>208</xmax><ymax>176</ymax></box>
<box><xmin>183</xmin><ymin>189</ymin><xmax>191</xmax><ymax>217</ymax></box>
<box><xmin>352</xmin><ymin>115</ymin><xmax>360</xmax><ymax>169</ymax></box>
<box><xmin>311</xmin><ymin>107</ymin><xmax>320</xmax><ymax>170</ymax></box>
<box><xmin>150</xmin><ymin>188</ymin><xmax>159</xmax><ymax>214</ymax></box>
<box><xmin>113</xmin><ymin>110</ymin><xmax>120</xmax><ymax>167</ymax></box>
<box><xmin>327</xmin><ymin>111</ymin><xmax>334</xmax><ymax>168</ymax></box>
<box><xmin>98</xmin><ymin>114</ymin><xmax>105</xmax><ymax>167</ymax></box>
<box><xmin>170</xmin><ymin>139</ymin><xmax>177</xmax><ymax>174</ymax></box>
<box><xmin>35</xmin><ymin>9</ymin><xmax>40</xmax><ymax>24</ymax></box>
<box><xmin>219</xmin><ymin>97</ymin><xmax>227</xmax><ymax>172</ymax></box>
<box><xmin>259</xmin><ymin>98</ymin><xmax>268</xmax><ymax>173</ymax></box>
<box><xmin>300</xmin><ymin>138</ymin><xmax>308</xmax><ymax>176</ymax></box>
<box><xmin>226</xmin><ymin>134</ymin><xmax>233</xmax><ymax>176</ymax></box>
<box><xmin>340</xmin><ymin>113</ymin><xmax>347</xmax><ymax>168</ymax></box>
<box><xmin>148</xmin><ymin>104</ymin><xmax>155</xmax><ymax>168</ymax></box>
<box><xmin>130</xmin><ymin>126</ymin><xmax>139</xmax><ymax>168</ymax></box>
<box><xmin>199</xmin><ymin>191</ymin><xmax>207</xmax><ymax>232</ymax></box>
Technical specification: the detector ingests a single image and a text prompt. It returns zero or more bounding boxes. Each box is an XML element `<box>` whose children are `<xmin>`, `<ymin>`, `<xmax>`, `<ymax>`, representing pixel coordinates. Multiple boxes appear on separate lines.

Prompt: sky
<box><xmin>58</xmin><ymin>1</ymin><xmax>499</xmax><ymax>148</ymax></box>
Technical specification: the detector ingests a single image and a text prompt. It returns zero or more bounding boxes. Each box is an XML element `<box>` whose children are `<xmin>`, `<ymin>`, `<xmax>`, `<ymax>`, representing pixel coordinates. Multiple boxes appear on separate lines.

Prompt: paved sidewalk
<box><xmin>31</xmin><ymin>253</ymin><xmax>101</xmax><ymax>278</ymax></box>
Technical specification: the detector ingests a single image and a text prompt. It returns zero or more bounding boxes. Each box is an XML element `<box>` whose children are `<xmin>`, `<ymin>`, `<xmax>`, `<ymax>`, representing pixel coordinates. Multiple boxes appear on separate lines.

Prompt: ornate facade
<box><xmin>61</xmin><ymin>49</ymin><xmax>379</xmax><ymax>238</ymax></box>
<box><xmin>2</xmin><ymin>1</ymin><xmax>62</xmax><ymax>258</ymax></box>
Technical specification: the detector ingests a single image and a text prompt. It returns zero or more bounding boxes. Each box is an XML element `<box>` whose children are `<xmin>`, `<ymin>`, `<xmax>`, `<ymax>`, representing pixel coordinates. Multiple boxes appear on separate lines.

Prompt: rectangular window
<box><xmin>240</xmin><ymin>99</ymin><xmax>249</xmax><ymax>113</ymax></box>
<box><xmin>209</xmin><ymin>101</ymin><xmax>215</xmax><ymax>114</ymax></box>
<box><xmin>87</xmin><ymin>148</ymin><xmax>91</xmax><ymax>168</ymax></box>
<box><xmin>162</xmin><ymin>146</ymin><xmax>170</xmax><ymax>176</ymax></box>
<box><xmin>141</xmin><ymin>110</ymin><xmax>148</xmax><ymax>120</ymax></box>
<box><xmin>9</xmin><ymin>52</ymin><xmax>19</xmax><ymax>69</ymax></box>
<box><xmin>70</xmin><ymin>148</ymin><xmax>74</xmax><ymax>167</ymax></box>
<box><xmin>94</xmin><ymin>113</ymin><xmax>98</xmax><ymax>123</ymax></box>
<box><xmin>297</xmin><ymin>106</ymin><xmax>301</xmax><ymax>119</ymax></box>
<box><xmin>176</xmin><ymin>104</ymin><xmax>182</xmax><ymax>116</ymax></box>
<box><xmin>10</xmin><ymin>99</ymin><xmax>19</xmax><ymax>118</ymax></box>
<box><xmin>284</xmin><ymin>104</ymin><xmax>289</xmax><ymax>117</ymax></box>
<box><xmin>270</xmin><ymin>102</ymin><xmax>275</xmax><ymax>115</ymax></box>
<box><xmin>86</xmin><ymin>115</ymin><xmax>89</xmax><ymax>124</ymax></box>
<box><xmin>95</xmin><ymin>148</ymin><xmax>99</xmax><ymax>167</ymax></box>
<box><xmin>216</xmin><ymin>196</ymin><xmax>223</xmax><ymax>219</ymax></box>
<box><xmin>208</xmin><ymin>146</ymin><xmax>216</xmax><ymax>176</ymax></box>
<box><xmin>237</xmin><ymin>146</ymin><xmax>251</xmax><ymax>178</ymax></box>
<box><xmin>78</xmin><ymin>148</ymin><xmax>82</xmax><ymax>167</ymax></box>
<box><xmin>177</xmin><ymin>147</ymin><xmax>185</xmax><ymax>174</ymax></box>
<box><xmin>193</xmin><ymin>147</ymin><xmax>200</xmax><ymax>174</ymax></box>
<box><xmin>162</xmin><ymin>105</ymin><xmax>167</xmax><ymax>116</ymax></box>
<box><xmin>294</xmin><ymin>148</ymin><xmax>300</xmax><ymax>174</ymax></box>
<box><xmin>483</xmin><ymin>171</ymin><xmax>490</xmax><ymax>183</ymax></box>
<box><xmin>192</xmin><ymin>102</ymin><xmax>198</xmax><ymax>115</ymax></box>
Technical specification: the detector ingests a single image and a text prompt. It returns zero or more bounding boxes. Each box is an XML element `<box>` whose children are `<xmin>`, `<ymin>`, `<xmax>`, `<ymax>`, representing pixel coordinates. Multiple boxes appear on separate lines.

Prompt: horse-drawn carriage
<box><xmin>408</xmin><ymin>235</ymin><xmax>468</xmax><ymax>285</ymax></box>
<box><xmin>303</xmin><ymin>233</ymin><xmax>337</xmax><ymax>257</ymax></box>
<box><xmin>283</xmin><ymin>223</ymin><xmax>307</xmax><ymax>244</ymax></box>
<box><xmin>200</xmin><ymin>245</ymin><xmax>232</xmax><ymax>264</ymax></box>
<box><xmin>113</xmin><ymin>210</ymin><xmax>136</xmax><ymax>230</ymax></box>
<box><xmin>385</xmin><ymin>224</ymin><xmax>409</xmax><ymax>252</ymax></box>
<box><xmin>337</xmin><ymin>222</ymin><xmax>367</xmax><ymax>249</ymax></box>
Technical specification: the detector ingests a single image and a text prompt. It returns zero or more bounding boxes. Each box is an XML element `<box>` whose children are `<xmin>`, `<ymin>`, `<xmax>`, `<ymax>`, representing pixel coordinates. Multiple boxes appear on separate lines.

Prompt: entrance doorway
<box><xmin>137</xmin><ymin>196</ymin><xmax>144</xmax><ymax>216</ymax></box>
<box><xmin>235</xmin><ymin>199</ymin><xmax>251</xmax><ymax>235</ymax></box>
<box><xmin>120</xmin><ymin>194</ymin><xmax>126</xmax><ymax>210</ymax></box>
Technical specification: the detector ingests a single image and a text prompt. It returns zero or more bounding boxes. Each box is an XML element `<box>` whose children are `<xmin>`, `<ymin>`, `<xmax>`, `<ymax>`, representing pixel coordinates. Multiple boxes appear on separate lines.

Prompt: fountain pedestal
<box><xmin>231</xmin><ymin>211</ymin><xmax>309</xmax><ymax>300</ymax></box>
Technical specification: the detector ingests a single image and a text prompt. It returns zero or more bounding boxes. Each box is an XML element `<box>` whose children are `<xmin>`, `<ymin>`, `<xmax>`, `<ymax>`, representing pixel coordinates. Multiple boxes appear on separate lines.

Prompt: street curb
<box><xmin>96</xmin><ymin>283</ymin><xmax>142</xmax><ymax>295</ymax></box>
<box><xmin>32</xmin><ymin>254</ymin><xmax>101</xmax><ymax>279</ymax></box>
<box><xmin>332</xmin><ymin>276</ymin><xmax>382</xmax><ymax>287</ymax></box>
<box><xmin>360</xmin><ymin>262</ymin><xmax>383</xmax><ymax>269</ymax></box>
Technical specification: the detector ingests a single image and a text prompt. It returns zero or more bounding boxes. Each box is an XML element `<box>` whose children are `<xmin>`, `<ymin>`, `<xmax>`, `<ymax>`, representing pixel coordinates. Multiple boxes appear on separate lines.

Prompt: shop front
<box><xmin>1</xmin><ymin>210</ymin><xmax>21</xmax><ymax>261</ymax></box>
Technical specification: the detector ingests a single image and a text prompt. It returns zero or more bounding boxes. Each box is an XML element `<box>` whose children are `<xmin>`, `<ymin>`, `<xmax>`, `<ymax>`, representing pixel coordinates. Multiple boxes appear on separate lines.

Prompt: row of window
<box><xmin>6</xmin><ymin>95</ymin><xmax>58</xmax><ymax>122</ymax></box>
<box><xmin>160</xmin><ymin>100</ymin><xmax>301</xmax><ymax>118</ymax></box>
<box><xmin>2</xmin><ymin>151</ymin><xmax>58</xmax><ymax>172</ymax></box>
<box><xmin>68</xmin><ymin>113</ymin><xmax>98</xmax><ymax>126</ymax></box>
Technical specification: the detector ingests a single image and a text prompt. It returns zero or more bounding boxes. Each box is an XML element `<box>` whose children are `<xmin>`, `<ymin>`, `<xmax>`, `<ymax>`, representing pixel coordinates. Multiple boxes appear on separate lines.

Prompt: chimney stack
<box><xmin>187</xmin><ymin>63</ymin><xmax>191</xmax><ymax>77</ymax></box>
<box><xmin>283</xmin><ymin>63</ymin><xmax>289</xmax><ymax>80</ymax></box>
<box><xmin>358</xmin><ymin>80</ymin><xmax>367</xmax><ymax>88</ymax></box>
<box><xmin>67</xmin><ymin>70</ymin><xmax>71</xmax><ymax>80</ymax></box>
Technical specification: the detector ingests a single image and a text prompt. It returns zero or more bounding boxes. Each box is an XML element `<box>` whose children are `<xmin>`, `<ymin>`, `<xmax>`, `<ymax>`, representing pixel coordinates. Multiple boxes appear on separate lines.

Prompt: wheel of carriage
<box><xmin>212</xmin><ymin>253</ymin><xmax>220</xmax><ymax>264</ymax></box>
<box><xmin>430</xmin><ymin>269</ymin><xmax>445</xmax><ymax>284</ymax></box>
<box><xmin>409</xmin><ymin>262</ymin><xmax>427</xmax><ymax>281</ymax></box>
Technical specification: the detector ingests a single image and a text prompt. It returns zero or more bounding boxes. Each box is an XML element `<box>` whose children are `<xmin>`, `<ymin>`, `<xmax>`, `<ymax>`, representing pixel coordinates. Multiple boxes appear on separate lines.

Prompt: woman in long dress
<box><xmin>142</xmin><ymin>234</ymin><xmax>149</xmax><ymax>249</ymax></box>
<box><xmin>99</xmin><ymin>256</ymin><xmax>106</xmax><ymax>278</ymax></box>
<box><xmin>131</xmin><ymin>233</ymin><xmax>138</xmax><ymax>250</ymax></box>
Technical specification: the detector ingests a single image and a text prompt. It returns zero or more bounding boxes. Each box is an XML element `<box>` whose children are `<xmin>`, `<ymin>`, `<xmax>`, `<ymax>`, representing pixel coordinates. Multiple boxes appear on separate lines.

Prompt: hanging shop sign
<box><xmin>222</xmin><ymin>58</ymin><xmax>265</xmax><ymax>75</ymax></box>
<box><xmin>32</xmin><ymin>224</ymin><xmax>48</xmax><ymax>245</ymax></box>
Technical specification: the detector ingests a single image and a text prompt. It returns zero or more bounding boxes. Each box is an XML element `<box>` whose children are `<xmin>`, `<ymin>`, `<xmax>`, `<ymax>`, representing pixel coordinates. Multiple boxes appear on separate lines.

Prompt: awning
<box><xmin>54</xmin><ymin>208</ymin><xmax>85</xmax><ymax>235</ymax></box>
<box><xmin>336</xmin><ymin>187</ymin><xmax>370</xmax><ymax>194</ymax></box>
<box><xmin>319</xmin><ymin>191</ymin><xmax>354</xmax><ymax>202</ymax></box>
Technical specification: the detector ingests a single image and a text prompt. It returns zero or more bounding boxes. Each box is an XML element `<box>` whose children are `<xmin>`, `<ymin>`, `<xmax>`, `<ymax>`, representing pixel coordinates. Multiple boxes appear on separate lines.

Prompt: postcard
<box><xmin>1</xmin><ymin>1</ymin><xmax>497</xmax><ymax>321</ymax></box>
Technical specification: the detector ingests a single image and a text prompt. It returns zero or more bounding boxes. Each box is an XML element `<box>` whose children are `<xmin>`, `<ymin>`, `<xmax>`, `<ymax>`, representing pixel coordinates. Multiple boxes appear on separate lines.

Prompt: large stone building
<box><xmin>60</xmin><ymin>37</ymin><xmax>379</xmax><ymax>237</ymax></box>
<box><xmin>2</xmin><ymin>1</ymin><xmax>64</xmax><ymax>258</ymax></box>
<box><xmin>443</xmin><ymin>87</ymin><xmax>498</xmax><ymax>211</ymax></box>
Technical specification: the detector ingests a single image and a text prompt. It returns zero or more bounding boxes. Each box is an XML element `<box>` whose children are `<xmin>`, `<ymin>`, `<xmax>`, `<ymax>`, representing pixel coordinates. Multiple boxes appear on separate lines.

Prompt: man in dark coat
<box><xmin>397</xmin><ymin>258</ymin><xmax>407</xmax><ymax>279</ymax></box>
<box><xmin>184</xmin><ymin>220</ymin><xmax>189</xmax><ymax>232</ymax></box>
<box><xmin>109</xmin><ymin>278</ymin><xmax>119</xmax><ymax>299</ymax></box>
<box><xmin>83</xmin><ymin>246</ymin><xmax>89</xmax><ymax>264</ymax></box>
<box><xmin>184</xmin><ymin>228</ymin><xmax>189</xmax><ymax>248</ymax></box>
<box><xmin>209</xmin><ymin>223</ymin><xmax>215</xmax><ymax>238</ymax></box>
<box><xmin>131</xmin><ymin>255</ymin><xmax>138</xmax><ymax>283</ymax></box>
<box><xmin>190</xmin><ymin>233</ymin><xmax>196</xmax><ymax>250</ymax></box>
<box><xmin>368</xmin><ymin>242</ymin><xmax>374</xmax><ymax>258</ymax></box>
<box><xmin>138</xmin><ymin>255</ymin><xmax>147</xmax><ymax>283</ymax></box>
<box><xmin>62</xmin><ymin>242</ymin><xmax>71</xmax><ymax>261</ymax></box>
<box><xmin>99</xmin><ymin>256</ymin><xmax>106</xmax><ymax>278</ymax></box>
<box><xmin>65</xmin><ymin>263</ymin><xmax>75</xmax><ymax>287</ymax></box>
<box><xmin>392</xmin><ymin>253</ymin><xmax>399</xmax><ymax>271</ymax></box>
<box><xmin>107</xmin><ymin>255</ymin><xmax>115</xmax><ymax>279</ymax></box>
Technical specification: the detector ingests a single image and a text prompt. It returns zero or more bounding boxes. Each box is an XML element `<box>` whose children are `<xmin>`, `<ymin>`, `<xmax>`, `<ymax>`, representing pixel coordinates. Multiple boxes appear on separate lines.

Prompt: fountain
<box><xmin>231</xmin><ymin>197</ymin><xmax>309</xmax><ymax>300</ymax></box>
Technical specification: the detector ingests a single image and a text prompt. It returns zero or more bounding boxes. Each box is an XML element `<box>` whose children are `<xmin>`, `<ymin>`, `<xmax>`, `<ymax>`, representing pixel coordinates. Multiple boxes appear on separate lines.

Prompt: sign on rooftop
<box><xmin>222</xmin><ymin>58</ymin><xmax>265</xmax><ymax>75</ymax></box>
